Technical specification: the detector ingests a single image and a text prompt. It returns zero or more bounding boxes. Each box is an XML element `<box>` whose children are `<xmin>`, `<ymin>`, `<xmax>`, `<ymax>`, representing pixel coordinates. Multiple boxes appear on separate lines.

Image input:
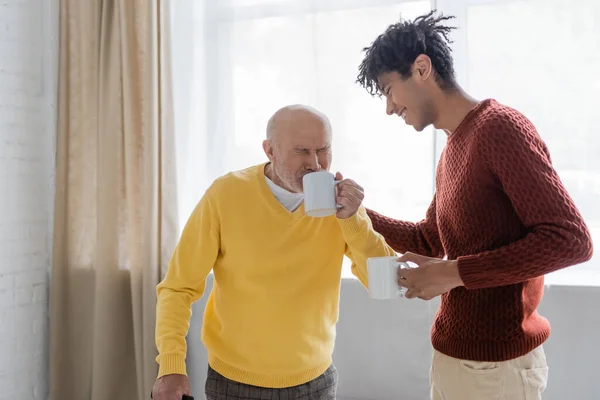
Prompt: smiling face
<box><xmin>378</xmin><ymin>54</ymin><xmax>439</xmax><ymax>132</ymax></box>
<box><xmin>263</xmin><ymin>106</ymin><xmax>332</xmax><ymax>193</ymax></box>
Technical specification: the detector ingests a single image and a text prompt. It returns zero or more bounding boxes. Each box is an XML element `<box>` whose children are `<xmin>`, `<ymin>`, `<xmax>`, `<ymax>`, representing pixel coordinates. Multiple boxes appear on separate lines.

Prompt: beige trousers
<box><xmin>430</xmin><ymin>346</ymin><xmax>549</xmax><ymax>400</ymax></box>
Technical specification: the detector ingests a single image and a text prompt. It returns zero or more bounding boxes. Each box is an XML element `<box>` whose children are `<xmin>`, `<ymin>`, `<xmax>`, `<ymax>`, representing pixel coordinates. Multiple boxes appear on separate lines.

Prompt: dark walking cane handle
<box><xmin>150</xmin><ymin>392</ymin><xmax>194</xmax><ymax>400</ymax></box>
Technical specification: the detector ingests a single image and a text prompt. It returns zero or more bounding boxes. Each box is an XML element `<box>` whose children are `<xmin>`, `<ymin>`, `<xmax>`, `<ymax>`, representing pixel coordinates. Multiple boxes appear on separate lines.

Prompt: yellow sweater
<box><xmin>155</xmin><ymin>163</ymin><xmax>396</xmax><ymax>387</ymax></box>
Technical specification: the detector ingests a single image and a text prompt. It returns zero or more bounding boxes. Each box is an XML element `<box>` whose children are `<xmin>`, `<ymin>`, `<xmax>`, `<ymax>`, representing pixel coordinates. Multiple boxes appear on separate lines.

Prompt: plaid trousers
<box><xmin>204</xmin><ymin>364</ymin><xmax>338</xmax><ymax>400</ymax></box>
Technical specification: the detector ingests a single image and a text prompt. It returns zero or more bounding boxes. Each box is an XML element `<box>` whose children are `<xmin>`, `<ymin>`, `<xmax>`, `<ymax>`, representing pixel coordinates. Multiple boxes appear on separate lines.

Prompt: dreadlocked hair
<box><xmin>357</xmin><ymin>10</ymin><xmax>457</xmax><ymax>96</ymax></box>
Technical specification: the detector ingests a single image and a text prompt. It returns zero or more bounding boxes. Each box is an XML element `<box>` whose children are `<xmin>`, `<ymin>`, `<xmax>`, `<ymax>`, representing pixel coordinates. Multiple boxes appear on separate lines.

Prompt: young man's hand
<box><xmin>397</xmin><ymin>252</ymin><xmax>464</xmax><ymax>300</ymax></box>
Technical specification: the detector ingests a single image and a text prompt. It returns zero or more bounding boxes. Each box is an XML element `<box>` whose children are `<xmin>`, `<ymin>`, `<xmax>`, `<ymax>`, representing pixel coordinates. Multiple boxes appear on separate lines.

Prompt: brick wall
<box><xmin>0</xmin><ymin>0</ymin><xmax>57</xmax><ymax>399</ymax></box>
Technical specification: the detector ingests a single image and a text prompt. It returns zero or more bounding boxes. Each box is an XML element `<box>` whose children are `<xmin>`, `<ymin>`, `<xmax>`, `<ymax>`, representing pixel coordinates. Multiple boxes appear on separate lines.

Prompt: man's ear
<box><xmin>413</xmin><ymin>54</ymin><xmax>433</xmax><ymax>81</ymax></box>
<box><xmin>262</xmin><ymin>139</ymin><xmax>275</xmax><ymax>161</ymax></box>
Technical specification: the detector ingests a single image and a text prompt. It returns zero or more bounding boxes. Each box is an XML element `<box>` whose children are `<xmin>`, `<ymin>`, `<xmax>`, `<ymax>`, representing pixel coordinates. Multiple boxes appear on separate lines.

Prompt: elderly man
<box><xmin>152</xmin><ymin>104</ymin><xmax>396</xmax><ymax>400</ymax></box>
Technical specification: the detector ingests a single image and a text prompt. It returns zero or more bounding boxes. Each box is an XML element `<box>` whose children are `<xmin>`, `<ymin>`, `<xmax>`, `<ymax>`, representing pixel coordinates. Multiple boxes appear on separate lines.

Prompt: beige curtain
<box><xmin>49</xmin><ymin>1</ymin><xmax>178</xmax><ymax>399</ymax></box>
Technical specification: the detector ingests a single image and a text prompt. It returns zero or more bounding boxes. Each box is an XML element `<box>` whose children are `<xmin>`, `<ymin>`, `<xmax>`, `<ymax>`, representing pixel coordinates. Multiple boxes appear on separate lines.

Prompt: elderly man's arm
<box><xmin>155</xmin><ymin>191</ymin><xmax>220</xmax><ymax>378</ymax></box>
<box><xmin>338</xmin><ymin>205</ymin><xmax>397</xmax><ymax>288</ymax></box>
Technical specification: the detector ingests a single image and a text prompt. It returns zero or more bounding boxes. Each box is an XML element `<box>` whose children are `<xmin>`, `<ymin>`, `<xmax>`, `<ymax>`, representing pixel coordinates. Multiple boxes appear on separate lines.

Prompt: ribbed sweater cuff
<box><xmin>337</xmin><ymin>213</ymin><xmax>365</xmax><ymax>238</ymax></box>
<box><xmin>457</xmin><ymin>255</ymin><xmax>484</xmax><ymax>289</ymax></box>
<box><xmin>158</xmin><ymin>354</ymin><xmax>187</xmax><ymax>378</ymax></box>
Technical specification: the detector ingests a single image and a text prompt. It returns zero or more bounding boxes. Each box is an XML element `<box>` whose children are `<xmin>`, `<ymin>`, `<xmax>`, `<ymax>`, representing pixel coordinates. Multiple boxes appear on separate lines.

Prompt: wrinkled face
<box><xmin>264</xmin><ymin>115</ymin><xmax>332</xmax><ymax>193</ymax></box>
<box><xmin>378</xmin><ymin>57</ymin><xmax>438</xmax><ymax>132</ymax></box>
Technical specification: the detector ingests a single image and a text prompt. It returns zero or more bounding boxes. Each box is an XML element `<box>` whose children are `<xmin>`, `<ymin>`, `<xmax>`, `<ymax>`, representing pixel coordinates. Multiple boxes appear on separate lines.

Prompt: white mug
<box><xmin>367</xmin><ymin>256</ymin><xmax>414</xmax><ymax>299</ymax></box>
<box><xmin>302</xmin><ymin>171</ymin><xmax>341</xmax><ymax>217</ymax></box>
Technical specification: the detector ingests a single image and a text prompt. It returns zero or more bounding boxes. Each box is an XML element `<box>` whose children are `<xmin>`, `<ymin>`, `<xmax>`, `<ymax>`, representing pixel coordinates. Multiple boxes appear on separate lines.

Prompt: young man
<box><xmin>151</xmin><ymin>105</ymin><xmax>396</xmax><ymax>400</ymax></box>
<box><xmin>356</xmin><ymin>11</ymin><xmax>593</xmax><ymax>400</ymax></box>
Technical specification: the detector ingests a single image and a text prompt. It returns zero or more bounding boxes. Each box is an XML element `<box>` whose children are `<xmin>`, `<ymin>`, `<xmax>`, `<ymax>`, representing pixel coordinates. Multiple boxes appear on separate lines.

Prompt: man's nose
<box><xmin>386</xmin><ymin>97</ymin><xmax>395</xmax><ymax>115</ymax></box>
<box><xmin>307</xmin><ymin>153</ymin><xmax>321</xmax><ymax>171</ymax></box>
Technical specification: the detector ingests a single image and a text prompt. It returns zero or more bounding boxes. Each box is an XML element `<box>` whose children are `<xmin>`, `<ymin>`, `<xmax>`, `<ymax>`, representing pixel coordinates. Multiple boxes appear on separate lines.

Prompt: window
<box><xmin>170</xmin><ymin>0</ymin><xmax>599</xmax><ymax>283</ymax></box>
<box><xmin>172</xmin><ymin>0</ymin><xmax>434</xmax><ymax>277</ymax></box>
<box><xmin>207</xmin><ymin>0</ymin><xmax>434</xmax><ymax>222</ymax></box>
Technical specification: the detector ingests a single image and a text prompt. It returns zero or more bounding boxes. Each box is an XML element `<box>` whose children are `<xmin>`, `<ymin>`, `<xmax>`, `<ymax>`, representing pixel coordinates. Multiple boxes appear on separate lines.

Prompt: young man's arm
<box><xmin>366</xmin><ymin>197</ymin><xmax>444</xmax><ymax>258</ymax></box>
<box><xmin>155</xmin><ymin>191</ymin><xmax>220</xmax><ymax>377</ymax></box>
<box><xmin>457</xmin><ymin>112</ymin><xmax>593</xmax><ymax>289</ymax></box>
<box><xmin>337</xmin><ymin>205</ymin><xmax>397</xmax><ymax>288</ymax></box>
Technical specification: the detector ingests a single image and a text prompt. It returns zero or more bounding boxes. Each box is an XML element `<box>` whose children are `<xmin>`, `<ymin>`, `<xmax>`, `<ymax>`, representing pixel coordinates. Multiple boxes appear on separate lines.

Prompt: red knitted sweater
<box><xmin>367</xmin><ymin>99</ymin><xmax>593</xmax><ymax>362</ymax></box>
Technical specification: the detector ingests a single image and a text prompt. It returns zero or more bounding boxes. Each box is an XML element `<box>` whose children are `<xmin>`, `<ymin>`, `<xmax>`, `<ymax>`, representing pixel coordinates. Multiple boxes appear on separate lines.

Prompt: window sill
<box><xmin>341</xmin><ymin>269</ymin><xmax>600</xmax><ymax>287</ymax></box>
<box><xmin>544</xmin><ymin>268</ymin><xmax>600</xmax><ymax>287</ymax></box>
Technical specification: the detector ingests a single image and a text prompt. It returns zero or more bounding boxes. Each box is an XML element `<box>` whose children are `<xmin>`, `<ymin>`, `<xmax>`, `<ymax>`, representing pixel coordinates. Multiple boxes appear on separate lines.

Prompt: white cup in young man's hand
<box><xmin>302</xmin><ymin>171</ymin><xmax>341</xmax><ymax>217</ymax></box>
<box><xmin>367</xmin><ymin>256</ymin><xmax>416</xmax><ymax>299</ymax></box>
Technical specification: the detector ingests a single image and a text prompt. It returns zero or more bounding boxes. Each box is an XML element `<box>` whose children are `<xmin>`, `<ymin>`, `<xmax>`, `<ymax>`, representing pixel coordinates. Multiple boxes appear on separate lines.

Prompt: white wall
<box><xmin>0</xmin><ymin>0</ymin><xmax>57</xmax><ymax>399</ymax></box>
<box><xmin>188</xmin><ymin>278</ymin><xmax>600</xmax><ymax>400</ymax></box>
